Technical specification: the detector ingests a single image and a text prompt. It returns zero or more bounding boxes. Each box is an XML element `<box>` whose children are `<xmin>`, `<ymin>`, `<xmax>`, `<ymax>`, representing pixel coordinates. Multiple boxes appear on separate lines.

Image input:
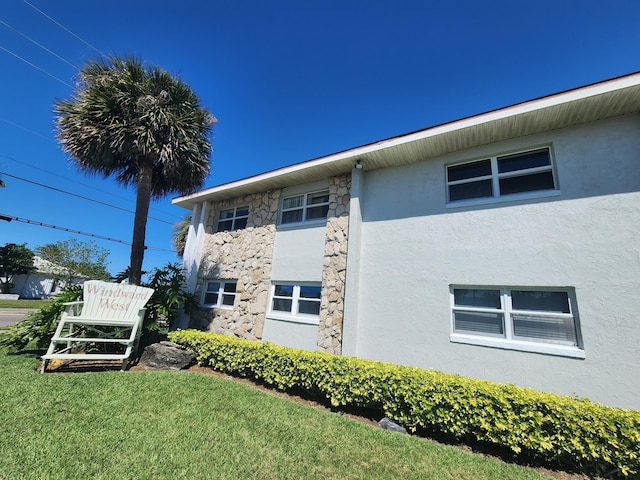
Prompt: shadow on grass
<box><xmin>3</xmin><ymin>349</ymin><xmax>599</xmax><ymax>479</ymax></box>
<box><xmin>207</xmin><ymin>369</ymin><xmax>598</xmax><ymax>480</ymax></box>
<box><xmin>4</xmin><ymin>348</ymin><xmax>43</xmax><ymax>358</ymax></box>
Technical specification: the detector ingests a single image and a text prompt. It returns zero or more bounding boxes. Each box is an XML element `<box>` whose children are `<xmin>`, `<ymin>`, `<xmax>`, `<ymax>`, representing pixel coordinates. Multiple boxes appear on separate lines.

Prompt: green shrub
<box><xmin>141</xmin><ymin>263</ymin><xmax>197</xmax><ymax>341</ymax></box>
<box><xmin>0</xmin><ymin>263</ymin><xmax>196</xmax><ymax>352</ymax></box>
<box><xmin>169</xmin><ymin>329</ymin><xmax>640</xmax><ymax>478</ymax></box>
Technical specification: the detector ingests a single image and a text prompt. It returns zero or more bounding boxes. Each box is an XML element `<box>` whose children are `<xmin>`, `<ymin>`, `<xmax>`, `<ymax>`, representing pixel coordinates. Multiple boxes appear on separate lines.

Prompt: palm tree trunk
<box><xmin>129</xmin><ymin>162</ymin><xmax>153</xmax><ymax>285</ymax></box>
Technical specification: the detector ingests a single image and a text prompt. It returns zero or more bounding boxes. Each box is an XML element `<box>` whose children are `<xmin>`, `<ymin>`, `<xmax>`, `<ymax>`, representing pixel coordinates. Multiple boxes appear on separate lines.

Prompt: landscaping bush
<box><xmin>169</xmin><ymin>329</ymin><xmax>640</xmax><ymax>478</ymax></box>
<box><xmin>140</xmin><ymin>263</ymin><xmax>198</xmax><ymax>344</ymax></box>
<box><xmin>0</xmin><ymin>263</ymin><xmax>196</xmax><ymax>352</ymax></box>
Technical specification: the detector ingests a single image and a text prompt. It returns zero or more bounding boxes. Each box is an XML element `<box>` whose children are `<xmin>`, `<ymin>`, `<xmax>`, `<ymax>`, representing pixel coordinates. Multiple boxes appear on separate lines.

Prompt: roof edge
<box><xmin>174</xmin><ymin>70</ymin><xmax>640</xmax><ymax>207</ymax></box>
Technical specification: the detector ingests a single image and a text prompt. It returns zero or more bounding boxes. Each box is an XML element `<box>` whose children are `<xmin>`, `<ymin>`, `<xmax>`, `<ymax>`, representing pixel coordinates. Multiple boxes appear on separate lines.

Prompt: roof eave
<box><xmin>173</xmin><ymin>71</ymin><xmax>640</xmax><ymax>210</ymax></box>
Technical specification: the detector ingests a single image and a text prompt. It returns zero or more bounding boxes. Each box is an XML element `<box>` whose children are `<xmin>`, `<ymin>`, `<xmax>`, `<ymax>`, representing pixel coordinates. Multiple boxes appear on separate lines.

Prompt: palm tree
<box><xmin>172</xmin><ymin>214</ymin><xmax>191</xmax><ymax>257</ymax></box>
<box><xmin>55</xmin><ymin>55</ymin><xmax>215</xmax><ymax>285</ymax></box>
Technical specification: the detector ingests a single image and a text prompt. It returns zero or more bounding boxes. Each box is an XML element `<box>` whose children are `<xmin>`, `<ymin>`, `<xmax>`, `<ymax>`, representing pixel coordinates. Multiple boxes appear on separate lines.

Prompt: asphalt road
<box><xmin>0</xmin><ymin>309</ymin><xmax>35</xmax><ymax>328</ymax></box>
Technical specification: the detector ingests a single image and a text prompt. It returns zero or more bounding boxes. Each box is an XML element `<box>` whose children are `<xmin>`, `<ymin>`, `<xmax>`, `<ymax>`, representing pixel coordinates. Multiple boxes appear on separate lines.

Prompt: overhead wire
<box><xmin>0</xmin><ymin>152</ymin><xmax>185</xmax><ymax>221</ymax></box>
<box><xmin>21</xmin><ymin>0</ymin><xmax>105</xmax><ymax>58</ymax></box>
<box><xmin>0</xmin><ymin>18</ymin><xmax>78</xmax><ymax>69</ymax></box>
<box><xmin>0</xmin><ymin>118</ymin><xmax>55</xmax><ymax>143</ymax></box>
<box><xmin>0</xmin><ymin>5</ymin><xmax>186</xmax><ymax>223</ymax></box>
<box><xmin>0</xmin><ymin>170</ymin><xmax>175</xmax><ymax>225</ymax></box>
<box><xmin>1</xmin><ymin>2</ymin><xmax>188</xmax><ymax>256</ymax></box>
<box><xmin>0</xmin><ymin>45</ymin><xmax>72</xmax><ymax>87</ymax></box>
<box><xmin>0</xmin><ymin>214</ymin><xmax>174</xmax><ymax>252</ymax></box>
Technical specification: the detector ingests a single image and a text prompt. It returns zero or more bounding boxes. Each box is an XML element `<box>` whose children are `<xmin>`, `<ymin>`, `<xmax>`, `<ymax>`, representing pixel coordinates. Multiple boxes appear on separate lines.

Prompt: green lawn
<box><xmin>0</xmin><ymin>298</ymin><xmax>52</xmax><ymax>309</ymax></box>
<box><xmin>0</xmin><ymin>352</ymin><xmax>554</xmax><ymax>480</ymax></box>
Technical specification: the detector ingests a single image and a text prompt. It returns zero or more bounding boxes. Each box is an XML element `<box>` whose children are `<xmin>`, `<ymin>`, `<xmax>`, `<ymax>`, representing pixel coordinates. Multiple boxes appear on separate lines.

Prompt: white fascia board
<box><xmin>174</xmin><ymin>72</ymin><xmax>640</xmax><ymax>207</ymax></box>
<box><xmin>365</xmin><ymin>72</ymin><xmax>640</xmax><ymax>151</ymax></box>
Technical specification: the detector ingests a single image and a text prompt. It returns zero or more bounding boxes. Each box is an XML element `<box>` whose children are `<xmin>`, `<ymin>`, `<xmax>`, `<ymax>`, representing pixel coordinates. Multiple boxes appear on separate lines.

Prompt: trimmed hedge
<box><xmin>169</xmin><ymin>329</ymin><xmax>640</xmax><ymax>478</ymax></box>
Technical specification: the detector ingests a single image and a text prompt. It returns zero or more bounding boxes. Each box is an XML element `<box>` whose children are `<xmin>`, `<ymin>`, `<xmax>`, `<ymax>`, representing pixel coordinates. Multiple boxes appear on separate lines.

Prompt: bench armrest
<box><xmin>62</xmin><ymin>301</ymin><xmax>84</xmax><ymax>316</ymax></box>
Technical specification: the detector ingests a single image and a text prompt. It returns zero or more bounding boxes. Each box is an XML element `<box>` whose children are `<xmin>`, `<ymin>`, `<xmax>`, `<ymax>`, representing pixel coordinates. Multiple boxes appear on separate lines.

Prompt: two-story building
<box><xmin>173</xmin><ymin>72</ymin><xmax>640</xmax><ymax>410</ymax></box>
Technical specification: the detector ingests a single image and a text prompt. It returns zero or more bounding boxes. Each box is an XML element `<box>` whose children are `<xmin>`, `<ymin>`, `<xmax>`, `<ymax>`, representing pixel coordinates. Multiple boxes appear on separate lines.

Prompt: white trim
<box><xmin>265</xmin><ymin>312</ymin><xmax>320</xmax><ymax>326</ymax></box>
<box><xmin>341</xmin><ymin>166</ymin><xmax>364</xmax><ymax>356</ymax></box>
<box><xmin>201</xmin><ymin>280</ymin><xmax>237</xmax><ymax>309</ymax></box>
<box><xmin>268</xmin><ymin>282</ymin><xmax>322</xmax><ymax>323</ymax></box>
<box><xmin>449</xmin><ymin>333</ymin><xmax>586</xmax><ymax>358</ymax></box>
<box><xmin>445</xmin><ymin>189</ymin><xmax>562</xmax><ymax>209</ymax></box>
<box><xmin>279</xmin><ymin>189</ymin><xmax>330</xmax><ymax>225</ymax></box>
<box><xmin>215</xmin><ymin>205</ymin><xmax>249</xmax><ymax>232</ymax></box>
<box><xmin>276</xmin><ymin>218</ymin><xmax>327</xmax><ymax>231</ymax></box>
<box><xmin>174</xmin><ymin>72</ymin><xmax>640</xmax><ymax>209</ymax></box>
<box><xmin>449</xmin><ymin>286</ymin><xmax>584</xmax><ymax>358</ymax></box>
<box><xmin>446</xmin><ymin>146</ymin><xmax>558</xmax><ymax>204</ymax></box>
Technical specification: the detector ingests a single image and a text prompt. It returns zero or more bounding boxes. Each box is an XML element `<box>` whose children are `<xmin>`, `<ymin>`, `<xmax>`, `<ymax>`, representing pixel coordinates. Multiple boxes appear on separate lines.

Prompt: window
<box><xmin>216</xmin><ymin>206</ymin><xmax>249</xmax><ymax>232</ymax></box>
<box><xmin>447</xmin><ymin>148</ymin><xmax>557</xmax><ymax>202</ymax></box>
<box><xmin>202</xmin><ymin>280</ymin><xmax>237</xmax><ymax>308</ymax></box>
<box><xmin>280</xmin><ymin>190</ymin><xmax>330</xmax><ymax>225</ymax></box>
<box><xmin>269</xmin><ymin>283</ymin><xmax>322</xmax><ymax>322</ymax></box>
<box><xmin>450</xmin><ymin>286</ymin><xmax>583</xmax><ymax>357</ymax></box>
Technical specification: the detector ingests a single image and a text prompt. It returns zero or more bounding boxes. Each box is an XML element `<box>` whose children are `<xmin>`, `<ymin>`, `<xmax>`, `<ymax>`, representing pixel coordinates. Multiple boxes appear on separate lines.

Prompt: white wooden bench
<box><xmin>41</xmin><ymin>280</ymin><xmax>154</xmax><ymax>373</ymax></box>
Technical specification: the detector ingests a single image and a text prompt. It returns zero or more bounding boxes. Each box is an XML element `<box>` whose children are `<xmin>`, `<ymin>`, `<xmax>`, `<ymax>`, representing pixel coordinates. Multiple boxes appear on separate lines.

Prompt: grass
<box><xmin>0</xmin><ymin>351</ymin><xmax>556</xmax><ymax>480</ymax></box>
<box><xmin>0</xmin><ymin>298</ymin><xmax>52</xmax><ymax>309</ymax></box>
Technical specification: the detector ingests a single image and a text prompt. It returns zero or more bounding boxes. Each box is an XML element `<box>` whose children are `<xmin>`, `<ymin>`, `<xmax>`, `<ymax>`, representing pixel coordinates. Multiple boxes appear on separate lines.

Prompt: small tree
<box><xmin>36</xmin><ymin>238</ymin><xmax>111</xmax><ymax>284</ymax></box>
<box><xmin>144</xmin><ymin>262</ymin><xmax>197</xmax><ymax>333</ymax></box>
<box><xmin>0</xmin><ymin>243</ymin><xmax>35</xmax><ymax>293</ymax></box>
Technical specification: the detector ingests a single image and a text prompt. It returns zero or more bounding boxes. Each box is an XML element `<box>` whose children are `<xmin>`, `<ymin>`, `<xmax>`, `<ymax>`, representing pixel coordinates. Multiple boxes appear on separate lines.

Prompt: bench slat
<box><xmin>41</xmin><ymin>280</ymin><xmax>154</xmax><ymax>373</ymax></box>
<box><xmin>42</xmin><ymin>353</ymin><xmax>130</xmax><ymax>360</ymax></box>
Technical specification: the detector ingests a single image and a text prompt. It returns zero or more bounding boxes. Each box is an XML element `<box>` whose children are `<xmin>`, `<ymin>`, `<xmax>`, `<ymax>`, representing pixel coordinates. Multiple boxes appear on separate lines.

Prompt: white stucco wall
<box><xmin>347</xmin><ymin>114</ymin><xmax>640</xmax><ymax>409</ymax></box>
<box><xmin>10</xmin><ymin>274</ymin><xmax>57</xmax><ymax>298</ymax></box>
<box><xmin>265</xmin><ymin>181</ymin><xmax>329</xmax><ymax>350</ymax></box>
<box><xmin>270</xmin><ymin>224</ymin><xmax>326</xmax><ymax>282</ymax></box>
<box><xmin>262</xmin><ymin>317</ymin><xmax>320</xmax><ymax>351</ymax></box>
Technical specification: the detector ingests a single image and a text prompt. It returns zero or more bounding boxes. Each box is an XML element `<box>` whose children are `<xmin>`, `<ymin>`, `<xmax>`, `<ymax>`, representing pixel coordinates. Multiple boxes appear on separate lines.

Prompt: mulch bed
<box><xmin>40</xmin><ymin>358</ymin><xmax>594</xmax><ymax>480</ymax></box>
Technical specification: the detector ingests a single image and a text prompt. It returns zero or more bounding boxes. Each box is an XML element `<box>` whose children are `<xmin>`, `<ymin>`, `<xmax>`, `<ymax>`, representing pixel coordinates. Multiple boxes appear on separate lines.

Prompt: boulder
<box><xmin>139</xmin><ymin>341</ymin><xmax>196</xmax><ymax>370</ymax></box>
<box><xmin>378</xmin><ymin>417</ymin><xmax>407</xmax><ymax>434</ymax></box>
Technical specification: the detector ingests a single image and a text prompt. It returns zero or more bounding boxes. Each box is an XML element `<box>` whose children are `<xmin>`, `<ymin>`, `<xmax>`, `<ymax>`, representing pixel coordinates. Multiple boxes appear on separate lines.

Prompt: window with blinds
<box><xmin>452</xmin><ymin>287</ymin><xmax>580</xmax><ymax>347</ymax></box>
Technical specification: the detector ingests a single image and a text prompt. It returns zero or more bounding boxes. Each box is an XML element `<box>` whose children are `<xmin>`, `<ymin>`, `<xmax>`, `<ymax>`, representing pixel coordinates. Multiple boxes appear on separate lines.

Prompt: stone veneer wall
<box><xmin>189</xmin><ymin>190</ymin><xmax>280</xmax><ymax>340</ymax></box>
<box><xmin>317</xmin><ymin>174</ymin><xmax>351</xmax><ymax>354</ymax></box>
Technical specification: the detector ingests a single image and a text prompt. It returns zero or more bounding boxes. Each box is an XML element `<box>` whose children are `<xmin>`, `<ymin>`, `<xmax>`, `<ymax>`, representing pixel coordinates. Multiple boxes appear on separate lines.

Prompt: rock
<box><xmin>378</xmin><ymin>417</ymin><xmax>407</xmax><ymax>434</ymax></box>
<box><xmin>139</xmin><ymin>341</ymin><xmax>196</xmax><ymax>370</ymax></box>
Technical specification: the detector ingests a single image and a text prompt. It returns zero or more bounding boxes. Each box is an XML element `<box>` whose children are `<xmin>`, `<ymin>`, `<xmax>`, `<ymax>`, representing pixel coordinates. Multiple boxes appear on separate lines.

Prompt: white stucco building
<box><xmin>7</xmin><ymin>256</ymin><xmax>66</xmax><ymax>298</ymax></box>
<box><xmin>174</xmin><ymin>72</ymin><xmax>640</xmax><ymax>410</ymax></box>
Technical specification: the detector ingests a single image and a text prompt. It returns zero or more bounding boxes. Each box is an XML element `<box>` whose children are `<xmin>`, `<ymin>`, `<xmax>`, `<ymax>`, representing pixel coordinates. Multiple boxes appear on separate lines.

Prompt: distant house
<box><xmin>10</xmin><ymin>256</ymin><xmax>72</xmax><ymax>299</ymax></box>
<box><xmin>173</xmin><ymin>72</ymin><xmax>640</xmax><ymax>410</ymax></box>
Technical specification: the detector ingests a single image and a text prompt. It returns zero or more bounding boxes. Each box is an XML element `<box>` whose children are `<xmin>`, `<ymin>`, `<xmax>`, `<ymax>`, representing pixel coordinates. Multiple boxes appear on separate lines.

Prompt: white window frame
<box><xmin>279</xmin><ymin>190</ymin><xmax>330</xmax><ymax>226</ymax></box>
<box><xmin>449</xmin><ymin>286</ymin><xmax>585</xmax><ymax>358</ymax></box>
<box><xmin>201</xmin><ymin>280</ymin><xmax>238</xmax><ymax>309</ymax></box>
<box><xmin>446</xmin><ymin>146</ymin><xmax>560</xmax><ymax>207</ymax></box>
<box><xmin>267</xmin><ymin>282</ymin><xmax>322</xmax><ymax>325</ymax></box>
<box><xmin>215</xmin><ymin>205</ymin><xmax>249</xmax><ymax>232</ymax></box>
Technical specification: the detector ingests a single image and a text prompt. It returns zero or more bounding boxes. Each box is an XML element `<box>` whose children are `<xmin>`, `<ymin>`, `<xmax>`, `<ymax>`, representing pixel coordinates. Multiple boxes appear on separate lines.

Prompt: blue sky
<box><xmin>1</xmin><ymin>0</ymin><xmax>639</xmax><ymax>277</ymax></box>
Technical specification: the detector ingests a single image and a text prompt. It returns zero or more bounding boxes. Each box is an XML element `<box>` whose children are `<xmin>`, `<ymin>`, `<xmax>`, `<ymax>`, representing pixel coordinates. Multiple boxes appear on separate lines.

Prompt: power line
<box><xmin>0</xmin><ymin>119</ymin><xmax>55</xmax><ymax>143</ymax></box>
<box><xmin>22</xmin><ymin>0</ymin><xmax>105</xmax><ymax>58</ymax></box>
<box><xmin>0</xmin><ymin>152</ymin><xmax>184</xmax><ymax>221</ymax></box>
<box><xmin>0</xmin><ymin>214</ymin><xmax>174</xmax><ymax>253</ymax></box>
<box><xmin>0</xmin><ymin>170</ymin><xmax>174</xmax><ymax>225</ymax></box>
<box><xmin>1</xmin><ymin>5</ymin><xmax>185</xmax><ymax>226</ymax></box>
<box><xmin>0</xmin><ymin>18</ymin><xmax>78</xmax><ymax>69</ymax></box>
<box><xmin>0</xmin><ymin>45</ymin><xmax>72</xmax><ymax>87</ymax></box>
